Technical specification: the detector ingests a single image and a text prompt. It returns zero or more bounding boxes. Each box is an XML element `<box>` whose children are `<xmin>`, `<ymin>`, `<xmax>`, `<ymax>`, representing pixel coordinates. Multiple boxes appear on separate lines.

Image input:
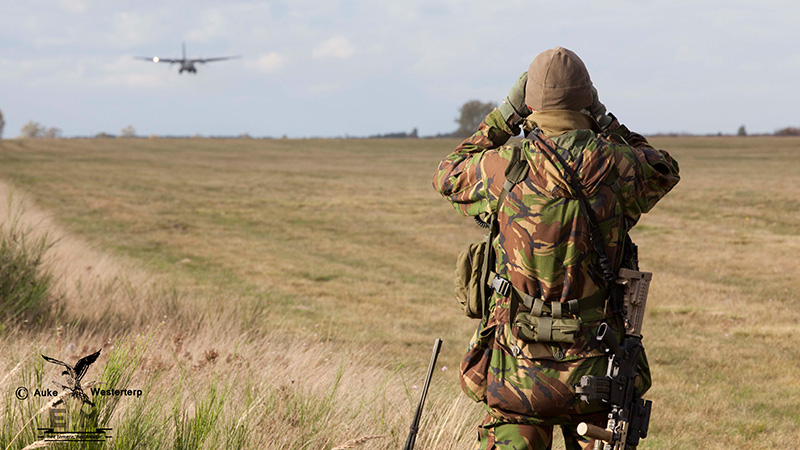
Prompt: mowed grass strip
<box><xmin>1</xmin><ymin>136</ymin><xmax>799</xmax><ymax>448</ymax></box>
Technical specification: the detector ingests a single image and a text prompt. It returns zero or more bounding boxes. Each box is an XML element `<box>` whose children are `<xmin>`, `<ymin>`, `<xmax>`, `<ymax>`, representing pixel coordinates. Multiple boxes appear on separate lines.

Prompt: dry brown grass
<box><xmin>1</xmin><ymin>136</ymin><xmax>799</xmax><ymax>449</ymax></box>
<box><xmin>630</xmin><ymin>137</ymin><xmax>800</xmax><ymax>448</ymax></box>
<box><xmin>0</xmin><ymin>182</ymin><xmax>477</xmax><ymax>449</ymax></box>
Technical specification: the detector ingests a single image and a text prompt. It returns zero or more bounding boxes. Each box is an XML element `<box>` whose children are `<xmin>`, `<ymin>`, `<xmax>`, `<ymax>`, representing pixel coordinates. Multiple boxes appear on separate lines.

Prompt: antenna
<box><xmin>182</xmin><ymin>42</ymin><xmax>186</xmax><ymax>60</ymax></box>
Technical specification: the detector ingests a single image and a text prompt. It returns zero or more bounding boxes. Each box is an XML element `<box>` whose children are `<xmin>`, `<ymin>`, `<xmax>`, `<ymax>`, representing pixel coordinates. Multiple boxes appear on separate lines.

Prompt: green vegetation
<box><xmin>0</xmin><ymin>136</ymin><xmax>799</xmax><ymax>449</ymax></box>
<box><xmin>0</xmin><ymin>199</ymin><xmax>56</xmax><ymax>331</ymax></box>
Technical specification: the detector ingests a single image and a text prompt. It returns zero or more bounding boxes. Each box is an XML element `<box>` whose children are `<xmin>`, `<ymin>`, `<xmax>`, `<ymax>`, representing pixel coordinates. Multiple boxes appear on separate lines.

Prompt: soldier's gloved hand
<box><xmin>498</xmin><ymin>71</ymin><xmax>531</xmax><ymax>131</ymax></box>
<box><xmin>589</xmin><ymin>85</ymin><xmax>615</xmax><ymax>130</ymax></box>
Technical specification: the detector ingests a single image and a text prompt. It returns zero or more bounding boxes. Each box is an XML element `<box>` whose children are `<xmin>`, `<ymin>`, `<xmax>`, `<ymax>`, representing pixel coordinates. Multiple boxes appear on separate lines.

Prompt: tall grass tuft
<box><xmin>0</xmin><ymin>198</ymin><xmax>56</xmax><ymax>330</ymax></box>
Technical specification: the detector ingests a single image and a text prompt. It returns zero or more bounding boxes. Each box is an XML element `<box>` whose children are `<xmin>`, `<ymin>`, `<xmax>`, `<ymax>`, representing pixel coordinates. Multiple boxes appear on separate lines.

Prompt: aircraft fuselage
<box><xmin>178</xmin><ymin>61</ymin><xmax>197</xmax><ymax>74</ymax></box>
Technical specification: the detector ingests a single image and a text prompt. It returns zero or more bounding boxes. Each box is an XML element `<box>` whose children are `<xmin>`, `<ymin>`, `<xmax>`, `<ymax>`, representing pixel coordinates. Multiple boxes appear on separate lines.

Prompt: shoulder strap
<box><xmin>495</xmin><ymin>145</ymin><xmax>528</xmax><ymax>215</ymax></box>
<box><xmin>479</xmin><ymin>145</ymin><xmax>529</xmax><ymax>319</ymax></box>
<box><xmin>606</xmin><ymin>166</ymin><xmax>640</xmax><ymax>272</ymax></box>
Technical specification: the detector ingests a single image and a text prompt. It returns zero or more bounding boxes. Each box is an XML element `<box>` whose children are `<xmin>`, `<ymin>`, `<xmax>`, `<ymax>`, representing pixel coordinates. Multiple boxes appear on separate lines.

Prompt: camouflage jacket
<box><xmin>433</xmin><ymin>110</ymin><xmax>679</xmax><ymax>424</ymax></box>
<box><xmin>435</xmin><ymin>108</ymin><xmax>679</xmax><ymax>319</ymax></box>
<box><xmin>434</xmin><ymin>108</ymin><xmax>679</xmax><ymax>424</ymax></box>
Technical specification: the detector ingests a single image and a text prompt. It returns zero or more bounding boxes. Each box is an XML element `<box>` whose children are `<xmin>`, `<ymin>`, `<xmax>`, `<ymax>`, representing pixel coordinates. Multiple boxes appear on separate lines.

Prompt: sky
<box><xmin>1</xmin><ymin>0</ymin><xmax>798</xmax><ymax>138</ymax></box>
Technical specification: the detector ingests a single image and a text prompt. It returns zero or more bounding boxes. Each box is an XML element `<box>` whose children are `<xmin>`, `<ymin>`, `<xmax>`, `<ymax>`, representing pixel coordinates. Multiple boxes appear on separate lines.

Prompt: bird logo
<box><xmin>42</xmin><ymin>350</ymin><xmax>101</xmax><ymax>406</ymax></box>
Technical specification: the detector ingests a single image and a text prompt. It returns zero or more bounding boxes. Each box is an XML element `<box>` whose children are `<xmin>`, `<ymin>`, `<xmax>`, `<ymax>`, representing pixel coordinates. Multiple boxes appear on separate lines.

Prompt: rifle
<box><xmin>575</xmin><ymin>269</ymin><xmax>653</xmax><ymax>450</ymax></box>
<box><xmin>403</xmin><ymin>338</ymin><xmax>443</xmax><ymax>450</ymax></box>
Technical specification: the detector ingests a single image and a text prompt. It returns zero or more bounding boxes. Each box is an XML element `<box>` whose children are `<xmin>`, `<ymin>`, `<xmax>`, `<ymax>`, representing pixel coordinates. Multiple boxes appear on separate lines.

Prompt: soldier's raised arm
<box><xmin>589</xmin><ymin>87</ymin><xmax>681</xmax><ymax>224</ymax></box>
<box><xmin>433</xmin><ymin>73</ymin><xmax>532</xmax><ymax>216</ymax></box>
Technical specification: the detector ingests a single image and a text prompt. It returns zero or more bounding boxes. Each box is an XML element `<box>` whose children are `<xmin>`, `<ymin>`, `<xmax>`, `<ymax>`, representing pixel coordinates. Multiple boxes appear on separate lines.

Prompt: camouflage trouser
<box><xmin>476</xmin><ymin>413</ymin><xmax>607</xmax><ymax>450</ymax></box>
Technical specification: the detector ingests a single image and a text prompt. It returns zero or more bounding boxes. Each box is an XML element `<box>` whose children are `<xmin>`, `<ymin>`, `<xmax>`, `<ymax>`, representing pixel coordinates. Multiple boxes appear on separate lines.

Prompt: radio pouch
<box><xmin>515</xmin><ymin>314</ymin><xmax>580</xmax><ymax>343</ymax></box>
<box><xmin>514</xmin><ymin>297</ymin><xmax>580</xmax><ymax>343</ymax></box>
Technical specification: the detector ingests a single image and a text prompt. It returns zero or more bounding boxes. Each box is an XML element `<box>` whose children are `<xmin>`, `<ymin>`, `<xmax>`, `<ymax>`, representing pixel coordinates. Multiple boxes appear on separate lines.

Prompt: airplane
<box><xmin>135</xmin><ymin>43</ymin><xmax>240</xmax><ymax>74</ymax></box>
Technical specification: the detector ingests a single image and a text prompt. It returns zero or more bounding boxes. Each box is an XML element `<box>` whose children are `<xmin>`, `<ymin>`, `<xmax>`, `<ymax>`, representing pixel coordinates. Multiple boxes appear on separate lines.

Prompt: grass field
<box><xmin>0</xmin><ymin>135</ymin><xmax>799</xmax><ymax>449</ymax></box>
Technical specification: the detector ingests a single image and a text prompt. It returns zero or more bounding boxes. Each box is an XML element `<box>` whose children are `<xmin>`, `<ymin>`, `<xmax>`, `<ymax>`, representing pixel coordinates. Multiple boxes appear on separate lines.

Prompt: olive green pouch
<box><xmin>514</xmin><ymin>313</ymin><xmax>580</xmax><ymax>344</ymax></box>
<box><xmin>454</xmin><ymin>234</ymin><xmax>490</xmax><ymax>319</ymax></box>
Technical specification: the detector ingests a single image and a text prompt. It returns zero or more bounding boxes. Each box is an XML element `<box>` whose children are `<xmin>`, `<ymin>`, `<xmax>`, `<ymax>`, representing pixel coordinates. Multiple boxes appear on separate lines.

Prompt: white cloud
<box><xmin>246</xmin><ymin>52</ymin><xmax>284</xmax><ymax>73</ymax></box>
<box><xmin>312</xmin><ymin>37</ymin><xmax>355</xmax><ymax>60</ymax></box>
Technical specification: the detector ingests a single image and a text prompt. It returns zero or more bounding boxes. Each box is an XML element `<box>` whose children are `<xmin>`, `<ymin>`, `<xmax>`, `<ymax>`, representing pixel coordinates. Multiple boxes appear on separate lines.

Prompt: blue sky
<box><xmin>1</xmin><ymin>0</ymin><xmax>798</xmax><ymax>137</ymax></box>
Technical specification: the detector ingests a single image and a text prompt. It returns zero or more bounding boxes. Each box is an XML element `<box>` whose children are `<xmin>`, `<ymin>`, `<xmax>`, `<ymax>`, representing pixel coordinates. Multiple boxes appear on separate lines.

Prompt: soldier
<box><xmin>433</xmin><ymin>47</ymin><xmax>680</xmax><ymax>449</ymax></box>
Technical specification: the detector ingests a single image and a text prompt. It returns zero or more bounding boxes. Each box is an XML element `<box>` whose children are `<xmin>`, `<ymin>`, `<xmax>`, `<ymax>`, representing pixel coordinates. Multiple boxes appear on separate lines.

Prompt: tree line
<box><xmin>1</xmin><ymin>106</ymin><xmax>800</xmax><ymax>139</ymax></box>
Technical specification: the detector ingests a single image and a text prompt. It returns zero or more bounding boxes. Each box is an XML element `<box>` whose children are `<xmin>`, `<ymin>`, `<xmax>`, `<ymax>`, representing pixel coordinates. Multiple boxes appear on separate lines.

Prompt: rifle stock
<box><xmin>576</xmin><ymin>269</ymin><xmax>653</xmax><ymax>450</ymax></box>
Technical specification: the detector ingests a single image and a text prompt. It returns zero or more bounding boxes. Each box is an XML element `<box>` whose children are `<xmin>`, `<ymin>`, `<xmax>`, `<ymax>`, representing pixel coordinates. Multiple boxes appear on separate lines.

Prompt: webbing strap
<box><xmin>480</xmin><ymin>145</ymin><xmax>529</xmax><ymax>321</ymax></box>
<box><xmin>505</xmin><ymin>151</ymin><xmax>529</xmax><ymax>184</ymax></box>
<box><xmin>532</xmin><ymin>297</ymin><xmax>545</xmax><ymax>316</ymax></box>
<box><xmin>488</xmin><ymin>273</ymin><xmax>608</xmax><ymax>321</ymax></box>
<box><xmin>551</xmin><ymin>301</ymin><xmax>563</xmax><ymax>319</ymax></box>
<box><xmin>521</xmin><ymin>293</ymin><xmax>536</xmax><ymax>310</ymax></box>
<box><xmin>495</xmin><ymin>146</ymin><xmax>528</xmax><ymax>218</ymax></box>
<box><xmin>495</xmin><ymin>180</ymin><xmax>514</xmax><ymax>216</ymax></box>
<box><xmin>538</xmin><ymin>316</ymin><xmax>552</xmax><ymax>341</ymax></box>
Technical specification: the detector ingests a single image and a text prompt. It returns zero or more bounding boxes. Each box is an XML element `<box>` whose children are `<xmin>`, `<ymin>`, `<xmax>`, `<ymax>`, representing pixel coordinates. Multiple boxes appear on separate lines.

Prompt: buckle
<box><xmin>491</xmin><ymin>275</ymin><xmax>511</xmax><ymax>297</ymax></box>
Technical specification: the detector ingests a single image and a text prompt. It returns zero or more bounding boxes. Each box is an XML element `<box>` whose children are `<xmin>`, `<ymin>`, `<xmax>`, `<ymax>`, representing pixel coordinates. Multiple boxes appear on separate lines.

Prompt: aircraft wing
<box><xmin>134</xmin><ymin>56</ymin><xmax>181</xmax><ymax>63</ymax></box>
<box><xmin>192</xmin><ymin>56</ymin><xmax>241</xmax><ymax>64</ymax></box>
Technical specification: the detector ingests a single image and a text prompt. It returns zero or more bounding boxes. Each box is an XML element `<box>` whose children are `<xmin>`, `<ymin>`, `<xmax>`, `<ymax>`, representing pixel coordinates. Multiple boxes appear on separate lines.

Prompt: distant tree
<box><xmin>120</xmin><ymin>125</ymin><xmax>136</xmax><ymax>138</ymax></box>
<box><xmin>737</xmin><ymin>125</ymin><xmax>747</xmax><ymax>136</ymax></box>
<box><xmin>43</xmin><ymin>127</ymin><xmax>62</xmax><ymax>139</ymax></box>
<box><xmin>775</xmin><ymin>127</ymin><xmax>800</xmax><ymax>136</ymax></box>
<box><xmin>455</xmin><ymin>100</ymin><xmax>496</xmax><ymax>136</ymax></box>
<box><xmin>95</xmin><ymin>132</ymin><xmax>115</xmax><ymax>138</ymax></box>
<box><xmin>20</xmin><ymin>121</ymin><xmax>62</xmax><ymax>138</ymax></box>
<box><xmin>20</xmin><ymin>121</ymin><xmax>45</xmax><ymax>138</ymax></box>
<box><xmin>0</xmin><ymin>108</ymin><xmax>5</xmax><ymax>139</ymax></box>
